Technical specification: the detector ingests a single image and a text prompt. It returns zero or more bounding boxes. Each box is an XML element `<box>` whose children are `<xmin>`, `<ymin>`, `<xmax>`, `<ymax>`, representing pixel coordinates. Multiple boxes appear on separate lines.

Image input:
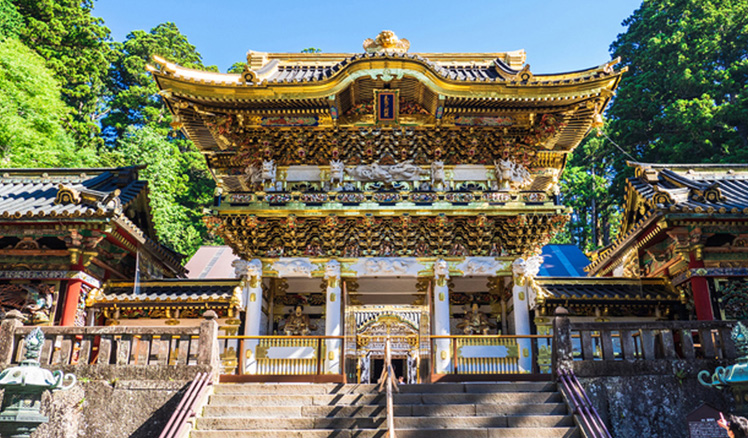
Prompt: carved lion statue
<box><xmin>434</xmin><ymin>258</ymin><xmax>450</xmax><ymax>280</ymax></box>
<box><xmin>233</xmin><ymin>259</ymin><xmax>263</xmax><ymax>279</ymax></box>
<box><xmin>330</xmin><ymin>160</ymin><xmax>345</xmax><ymax>184</ymax></box>
<box><xmin>261</xmin><ymin>159</ymin><xmax>276</xmax><ymax>184</ymax></box>
<box><xmin>324</xmin><ymin>260</ymin><xmax>341</xmax><ymax>281</ymax></box>
<box><xmin>431</xmin><ymin>161</ymin><xmax>445</xmax><ymax>186</ymax></box>
<box><xmin>495</xmin><ymin>159</ymin><xmax>533</xmax><ymax>190</ymax></box>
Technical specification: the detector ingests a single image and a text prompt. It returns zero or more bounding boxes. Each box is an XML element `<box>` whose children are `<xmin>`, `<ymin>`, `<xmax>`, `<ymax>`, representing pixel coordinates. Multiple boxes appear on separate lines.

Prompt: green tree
<box><xmin>227</xmin><ymin>61</ymin><xmax>245</xmax><ymax>74</ymax></box>
<box><xmin>12</xmin><ymin>0</ymin><xmax>113</xmax><ymax>149</ymax></box>
<box><xmin>554</xmin><ymin>124</ymin><xmax>621</xmax><ymax>251</ymax></box>
<box><xmin>103</xmin><ymin>126</ymin><xmax>210</xmax><ymax>255</ymax></box>
<box><xmin>0</xmin><ymin>0</ymin><xmax>22</xmax><ymax>40</ymax></box>
<box><xmin>0</xmin><ymin>38</ymin><xmax>97</xmax><ymax>167</ymax></box>
<box><xmin>608</xmin><ymin>0</ymin><xmax>748</xmax><ymax>195</ymax></box>
<box><xmin>103</xmin><ymin>22</ymin><xmax>217</xmax><ymax>140</ymax></box>
<box><xmin>101</xmin><ymin>23</ymin><xmax>219</xmax><ymax>258</ymax></box>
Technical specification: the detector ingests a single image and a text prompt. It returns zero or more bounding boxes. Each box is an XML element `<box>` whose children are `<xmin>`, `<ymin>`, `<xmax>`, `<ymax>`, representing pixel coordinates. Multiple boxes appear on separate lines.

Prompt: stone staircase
<box><xmin>190</xmin><ymin>382</ymin><xmax>579</xmax><ymax>438</ymax></box>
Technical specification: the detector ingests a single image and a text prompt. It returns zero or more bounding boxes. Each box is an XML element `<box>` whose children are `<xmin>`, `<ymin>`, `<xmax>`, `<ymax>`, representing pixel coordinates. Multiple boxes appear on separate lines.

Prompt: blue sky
<box><xmin>93</xmin><ymin>1</ymin><xmax>642</xmax><ymax>74</ymax></box>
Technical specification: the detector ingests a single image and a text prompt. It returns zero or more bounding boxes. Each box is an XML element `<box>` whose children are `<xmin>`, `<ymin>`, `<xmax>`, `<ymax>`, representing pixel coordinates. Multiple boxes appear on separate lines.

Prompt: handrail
<box><xmin>429</xmin><ymin>334</ymin><xmax>552</xmax><ymax>339</ymax></box>
<box><xmin>377</xmin><ymin>337</ymin><xmax>398</xmax><ymax>438</ymax></box>
<box><xmin>558</xmin><ymin>369</ymin><xmax>611</xmax><ymax>438</ymax></box>
<box><xmin>158</xmin><ymin>371</ymin><xmax>213</xmax><ymax>438</ymax></box>
<box><xmin>216</xmin><ymin>335</ymin><xmax>345</xmax><ymax>339</ymax></box>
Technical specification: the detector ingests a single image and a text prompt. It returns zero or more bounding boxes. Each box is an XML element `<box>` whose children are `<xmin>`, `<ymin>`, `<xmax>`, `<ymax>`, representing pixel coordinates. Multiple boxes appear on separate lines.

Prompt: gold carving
<box><xmin>363</xmin><ymin>30</ymin><xmax>410</xmax><ymax>53</ymax></box>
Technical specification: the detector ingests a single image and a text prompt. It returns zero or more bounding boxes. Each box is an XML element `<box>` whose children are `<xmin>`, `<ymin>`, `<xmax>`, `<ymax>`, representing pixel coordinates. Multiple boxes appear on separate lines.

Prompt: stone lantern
<box><xmin>0</xmin><ymin>327</ymin><xmax>76</xmax><ymax>438</ymax></box>
<box><xmin>699</xmin><ymin>322</ymin><xmax>748</xmax><ymax>416</ymax></box>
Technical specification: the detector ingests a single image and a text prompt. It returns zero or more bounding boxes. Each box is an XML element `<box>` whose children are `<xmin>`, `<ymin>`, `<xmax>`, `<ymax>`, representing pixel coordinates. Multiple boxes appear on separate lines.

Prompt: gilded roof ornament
<box><xmin>363</xmin><ymin>30</ymin><xmax>410</xmax><ymax>54</ymax></box>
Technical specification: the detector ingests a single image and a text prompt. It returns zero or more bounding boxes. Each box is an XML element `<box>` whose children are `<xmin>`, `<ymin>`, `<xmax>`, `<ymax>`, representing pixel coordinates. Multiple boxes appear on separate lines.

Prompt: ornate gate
<box><xmin>345</xmin><ymin>305</ymin><xmax>429</xmax><ymax>383</ymax></box>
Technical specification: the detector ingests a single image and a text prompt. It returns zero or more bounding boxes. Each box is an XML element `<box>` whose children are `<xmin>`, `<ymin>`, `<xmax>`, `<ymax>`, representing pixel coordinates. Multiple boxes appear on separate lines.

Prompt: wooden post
<box><xmin>0</xmin><ymin>310</ymin><xmax>24</xmax><ymax>365</ymax></box>
<box><xmin>60</xmin><ymin>278</ymin><xmax>84</xmax><ymax>326</ymax></box>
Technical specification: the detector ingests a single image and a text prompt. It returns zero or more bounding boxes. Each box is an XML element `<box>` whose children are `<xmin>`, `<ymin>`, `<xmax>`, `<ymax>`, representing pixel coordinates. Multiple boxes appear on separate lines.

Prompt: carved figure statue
<box><xmin>512</xmin><ymin>256</ymin><xmax>543</xmax><ymax>280</ymax></box>
<box><xmin>456</xmin><ymin>302</ymin><xmax>495</xmax><ymax>335</ymax></box>
<box><xmin>281</xmin><ymin>305</ymin><xmax>317</xmax><ymax>336</ymax></box>
<box><xmin>465</xmin><ymin>258</ymin><xmax>501</xmax><ymax>275</ymax></box>
<box><xmin>24</xmin><ymin>285</ymin><xmax>53</xmax><ymax>325</ymax></box>
<box><xmin>345</xmin><ymin>160</ymin><xmax>425</xmax><ymax>182</ymax></box>
<box><xmin>379</xmin><ymin>238</ymin><xmax>394</xmax><ymax>256</ymax></box>
<box><xmin>449</xmin><ymin>238</ymin><xmax>469</xmax><ymax>257</ymax></box>
<box><xmin>414</xmin><ymin>238</ymin><xmax>430</xmax><ymax>257</ymax></box>
<box><xmin>489</xmin><ymin>241</ymin><xmax>503</xmax><ymax>257</ymax></box>
<box><xmin>434</xmin><ymin>259</ymin><xmax>450</xmax><ymax>280</ymax></box>
<box><xmin>261</xmin><ymin>159</ymin><xmax>276</xmax><ymax>185</ymax></box>
<box><xmin>245</xmin><ymin>163</ymin><xmax>261</xmax><ymax>184</ymax></box>
<box><xmin>431</xmin><ymin>161</ymin><xmax>445</xmax><ymax>187</ymax></box>
<box><xmin>233</xmin><ymin>259</ymin><xmax>263</xmax><ymax>280</ymax></box>
<box><xmin>343</xmin><ymin>238</ymin><xmax>361</xmax><ymax>257</ymax></box>
<box><xmin>364</xmin><ymin>258</ymin><xmax>409</xmax><ymax>275</ymax></box>
<box><xmin>494</xmin><ymin>159</ymin><xmax>533</xmax><ymax>190</ymax></box>
<box><xmin>324</xmin><ymin>260</ymin><xmax>341</xmax><ymax>282</ymax></box>
<box><xmin>389</xmin><ymin>160</ymin><xmax>425</xmax><ymax>180</ymax></box>
<box><xmin>330</xmin><ymin>160</ymin><xmax>345</xmax><ymax>184</ymax></box>
<box><xmin>303</xmin><ymin>239</ymin><xmax>324</xmax><ymax>257</ymax></box>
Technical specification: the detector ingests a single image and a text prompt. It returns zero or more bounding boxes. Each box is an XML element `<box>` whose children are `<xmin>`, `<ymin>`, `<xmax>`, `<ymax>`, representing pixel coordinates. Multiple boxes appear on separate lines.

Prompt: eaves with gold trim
<box><xmin>586</xmin><ymin>162</ymin><xmax>748</xmax><ymax>276</ymax></box>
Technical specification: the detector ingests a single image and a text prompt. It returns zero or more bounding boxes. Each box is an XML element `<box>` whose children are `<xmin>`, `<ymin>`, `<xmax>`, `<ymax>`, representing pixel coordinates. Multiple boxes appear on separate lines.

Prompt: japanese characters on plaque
<box><xmin>374</xmin><ymin>89</ymin><xmax>399</xmax><ymax>124</ymax></box>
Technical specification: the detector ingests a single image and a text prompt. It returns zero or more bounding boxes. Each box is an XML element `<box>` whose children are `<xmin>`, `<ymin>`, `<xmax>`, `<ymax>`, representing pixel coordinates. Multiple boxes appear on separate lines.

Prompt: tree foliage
<box><xmin>12</xmin><ymin>0</ymin><xmax>113</xmax><ymax>149</ymax></box>
<box><xmin>102</xmin><ymin>126</ymin><xmax>212</xmax><ymax>256</ymax></box>
<box><xmin>608</xmin><ymin>0</ymin><xmax>748</xmax><ymax>195</ymax></box>
<box><xmin>0</xmin><ymin>0</ymin><xmax>22</xmax><ymax>40</ymax></box>
<box><xmin>103</xmin><ymin>22</ymin><xmax>217</xmax><ymax>140</ymax></box>
<box><xmin>0</xmin><ymin>38</ymin><xmax>96</xmax><ymax>167</ymax></box>
<box><xmin>554</xmin><ymin>123</ymin><xmax>621</xmax><ymax>251</ymax></box>
<box><xmin>101</xmin><ymin>23</ymin><xmax>217</xmax><ymax>256</ymax></box>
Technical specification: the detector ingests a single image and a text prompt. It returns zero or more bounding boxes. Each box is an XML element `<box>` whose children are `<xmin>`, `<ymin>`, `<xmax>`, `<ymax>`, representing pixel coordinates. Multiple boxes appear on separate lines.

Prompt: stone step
<box><xmin>211</xmin><ymin>382</ymin><xmax>556</xmax><ymax>395</ymax></box>
<box><xmin>202</xmin><ymin>402</ymin><xmax>568</xmax><ymax>418</ymax></box>
<box><xmin>208</xmin><ymin>391</ymin><xmax>562</xmax><ymax>407</ymax></box>
<box><xmin>191</xmin><ymin>427</ymin><xmax>580</xmax><ymax>438</ymax></box>
<box><xmin>394</xmin><ymin>415</ymin><xmax>574</xmax><ymax>429</ymax></box>
<box><xmin>197</xmin><ymin>415</ymin><xmax>574</xmax><ymax>431</ymax></box>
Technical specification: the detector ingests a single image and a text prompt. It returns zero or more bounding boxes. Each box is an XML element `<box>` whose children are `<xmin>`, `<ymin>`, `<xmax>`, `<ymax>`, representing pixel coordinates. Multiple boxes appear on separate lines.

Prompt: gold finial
<box><xmin>363</xmin><ymin>30</ymin><xmax>410</xmax><ymax>54</ymax></box>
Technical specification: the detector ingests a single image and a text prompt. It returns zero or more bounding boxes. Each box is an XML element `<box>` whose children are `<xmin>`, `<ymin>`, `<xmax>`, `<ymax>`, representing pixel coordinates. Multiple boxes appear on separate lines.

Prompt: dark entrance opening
<box><xmin>371</xmin><ymin>358</ymin><xmax>406</xmax><ymax>383</ymax></box>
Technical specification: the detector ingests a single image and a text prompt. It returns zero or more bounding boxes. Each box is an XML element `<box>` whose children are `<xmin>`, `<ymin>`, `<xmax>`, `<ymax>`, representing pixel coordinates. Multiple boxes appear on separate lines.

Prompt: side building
<box><xmin>0</xmin><ymin>167</ymin><xmax>185</xmax><ymax>327</ymax></box>
<box><xmin>587</xmin><ymin>162</ymin><xmax>748</xmax><ymax>322</ymax></box>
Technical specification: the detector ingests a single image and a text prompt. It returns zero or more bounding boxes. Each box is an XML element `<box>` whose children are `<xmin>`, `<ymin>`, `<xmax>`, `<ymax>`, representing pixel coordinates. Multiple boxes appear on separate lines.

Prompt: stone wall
<box><xmin>31</xmin><ymin>365</ymin><xmax>210</xmax><ymax>438</ymax></box>
<box><xmin>577</xmin><ymin>361</ymin><xmax>734</xmax><ymax>438</ymax></box>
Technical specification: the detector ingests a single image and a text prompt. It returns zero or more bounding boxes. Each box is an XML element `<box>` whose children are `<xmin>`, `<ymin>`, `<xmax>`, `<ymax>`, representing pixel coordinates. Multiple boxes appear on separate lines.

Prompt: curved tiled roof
<box><xmin>152</xmin><ymin>50</ymin><xmax>620</xmax><ymax>89</ymax></box>
<box><xmin>98</xmin><ymin>279</ymin><xmax>239</xmax><ymax>304</ymax></box>
<box><xmin>535</xmin><ymin>277</ymin><xmax>677</xmax><ymax>302</ymax></box>
<box><xmin>0</xmin><ymin>168</ymin><xmax>143</xmax><ymax>219</ymax></box>
<box><xmin>586</xmin><ymin>162</ymin><xmax>748</xmax><ymax>275</ymax></box>
<box><xmin>0</xmin><ymin>167</ymin><xmax>186</xmax><ymax>276</ymax></box>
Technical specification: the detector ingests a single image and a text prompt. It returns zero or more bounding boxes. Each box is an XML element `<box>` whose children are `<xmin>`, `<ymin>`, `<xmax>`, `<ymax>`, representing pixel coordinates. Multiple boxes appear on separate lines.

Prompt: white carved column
<box><xmin>432</xmin><ymin>259</ymin><xmax>451</xmax><ymax>373</ymax></box>
<box><xmin>324</xmin><ymin>260</ymin><xmax>342</xmax><ymax>374</ymax></box>
<box><xmin>511</xmin><ymin>256</ymin><xmax>542</xmax><ymax>373</ymax></box>
<box><xmin>234</xmin><ymin>259</ymin><xmax>263</xmax><ymax>374</ymax></box>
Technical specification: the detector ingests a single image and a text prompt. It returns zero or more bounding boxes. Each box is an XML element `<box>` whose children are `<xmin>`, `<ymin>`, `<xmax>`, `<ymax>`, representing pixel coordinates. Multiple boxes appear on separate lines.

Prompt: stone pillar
<box><xmin>552</xmin><ymin>307</ymin><xmax>573</xmax><ymax>379</ymax></box>
<box><xmin>324</xmin><ymin>260</ymin><xmax>342</xmax><ymax>374</ymax></box>
<box><xmin>234</xmin><ymin>259</ymin><xmax>263</xmax><ymax>373</ymax></box>
<box><xmin>512</xmin><ymin>256</ymin><xmax>542</xmax><ymax>373</ymax></box>
<box><xmin>432</xmin><ymin>259</ymin><xmax>451</xmax><ymax>373</ymax></box>
<box><xmin>60</xmin><ymin>278</ymin><xmax>83</xmax><ymax>326</ymax></box>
